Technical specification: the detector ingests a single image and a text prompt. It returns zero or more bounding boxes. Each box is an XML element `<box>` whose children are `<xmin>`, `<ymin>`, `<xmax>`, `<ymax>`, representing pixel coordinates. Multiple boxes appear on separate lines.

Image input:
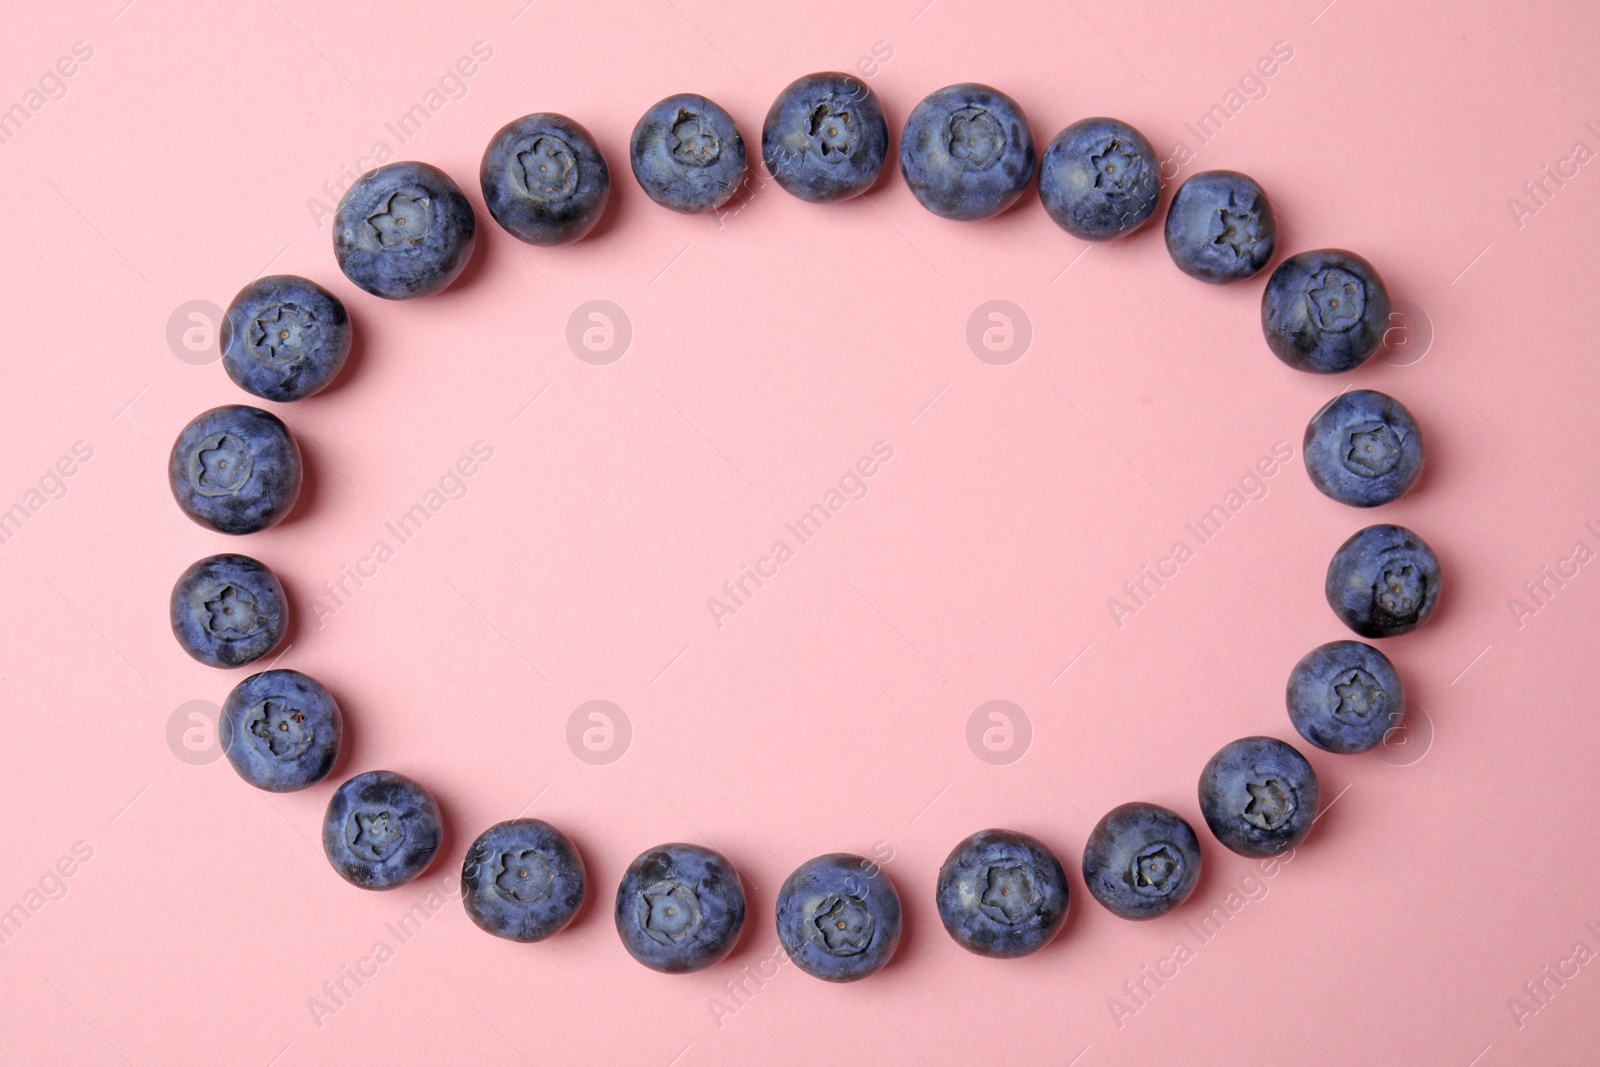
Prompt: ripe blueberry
<box><xmin>1038</xmin><ymin>117</ymin><xmax>1160</xmax><ymax>241</ymax></box>
<box><xmin>333</xmin><ymin>161</ymin><xmax>477</xmax><ymax>299</ymax></box>
<box><xmin>170</xmin><ymin>553</ymin><xmax>287</xmax><ymax>669</ymax></box>
<box><xmin>169</xmin><ymin>405</ymin><xmax>302</xmax><ymax>535</ymax></box>
<box><xmin>1304</xmin><ymin>389</ymin><xmax>1424</xmax><ymax>507</ymax></box>
<box><xmin>1082</xmin><ymin>802</ymin><xmax>1202</xmax><ymax>920</ymax></box>
<box><xmin>1164</xmin><ymin>170</ymin><xmax>1276</xmax><ymax>283</ymax></box>
<box><xmin>480</xmin><ymin>113</ymin><xmax>610</xmax><ymax>245</ymax></box>
<box><xmin>1198</xmin><ymin>737</ymin><xmax>1319</xmax><ymax>856</ymax></box>
<box><xmin>761</xmin><ymin>71</ymin><xmax>889</xmax><ymax>204</ymax></box>
<box><xmin>899</xmin><ymin>83</ymin><xmax>1035</xmax><ymax>221</ymax></box>
<box><xmin>220</xmin><ymin>669</ymin><xmax>342</xmax><ymax>792</ymax></box>
<box><xmin>1262</xmin><ymin>249</ymin><xmax>1391</xmax><ymax>373</ymax></box>
<box><xmin>1325</xmin><ymin>524</ymin><xmax>1442</xmax><ymax>637</ymax></box>
<box><xmin>1287</xmin><ymin>640</ymin><xmax>1406</xmax><ymax>754</ymax></box>
<box><xmin>776</xmin><ymin>853</ymin><xmax>902</xmax><ymax>982</ymax></box>
<box><xmin>220</xmin><ymin>275</ymin><xmax>351</xmax><ymax>402</ymax></box>
<box><xmin>936</xmin><ymin>828</ymin><xmax>1069</xmax><ymax>958</ymax></box>
<box><xmin>322</xmin><ymin>770</ymin><xmax>442</xmax><ymax>890</ymax></box>
<box><xmin>462</xmin><ymin>819</ymin><xmax>587</xmax><ymax>942</ymax></box>
<box><xmin>629</xmin><ymin>95</ymin><xmax>747</xmax><ymax>215</ymax></box>
<box><xmin>615</xmin><ymin>843</ymin><xmax>745</xmax><ymax>973</ymax></box>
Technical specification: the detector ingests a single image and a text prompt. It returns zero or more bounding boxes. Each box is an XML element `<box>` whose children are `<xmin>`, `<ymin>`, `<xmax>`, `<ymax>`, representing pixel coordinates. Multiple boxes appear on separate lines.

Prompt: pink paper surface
<box><xmin>3</xmin><ymin>0</ymin><xmax>1598</xmax><ymax>1063</ymax></box>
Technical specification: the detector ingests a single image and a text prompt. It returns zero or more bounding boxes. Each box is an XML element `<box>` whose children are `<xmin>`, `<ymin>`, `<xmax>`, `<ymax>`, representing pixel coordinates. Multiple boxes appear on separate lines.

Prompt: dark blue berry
<box><xmin>170</xmin><ymin>554</ymin><xmax>287</xmax><ymax>669</ymax></box>
<box><xmin>1198</xmin><ymin>737</ymin><xmax>1319</xmax><ymax>856</ymax></box>
<box><xmin>1304</xmin><ymin>389</ymin><xmax>1424</xmax><ymax>507</ymax></box>
<box><xmin>1038</xmin><ymin>117</ymin><xmax>1159</xmax><ymax>241</ymax></box>
<box><xmin>1164</xmin><ymin>170</ymin><xmax>1276</xmax><ymax>283</ymax></box>
<box><xmin>762</xmin><ymin>72</ymin><xmax>889</xmax><ymax>204</ymax></box>
<box><xmin>936</xmin><ymin>829</ymin><xmax>1069</xmax><ymax>958</ymax></box>
<box><xmin>322</xmin><ymin>770</ymin><xmax>442</xmax><ymax>890</ymax></box>
<box><xmin>1082</xmin><ymin>802</ymin><xmax>1202</xmax><ymax>920</ymax></box>
<box><xmin>899</xmin><ymin>83</ymin><xmax>1035</xmax><ymax>221</ymax></box>
<box><xmin>629</xmin><ymin>95</ymin><xmax>747</xmax><ymax>215</ymax></box>
<box><xmin>220</xmin><ymin>669</ymin><xmax>342</xmax><ymax>792</ymax></box>
<box><xmin>168</xmin><ymin>405</ymin><xmax>301</xmax><ymax>535</ymax></box>
<box><xmin>615</xmin><ymin>843</ymin><xmax>745</xmax><ymax>973</ymax></box>
<box><xmin>220</xmin><ymin>275</ymin><xmax>351</xmax><ymax>401</ymax></box>
<box><xmin>333</xmin><ymin>161</ymin><xmax>477</xmax><ymax>299</ymax></box>
<box><xmin>480</xmin><ymin>113</ymin><xmax>610</xmax><ymax>245</ymax></box>
<box><xmin>1287</xmin><ymin>640</ymin><xmax>1406</xmax><ymax>754</ymax></box>
<box><xmin>1262</xmin><ymin>249</ymin><xmax>1390</xmax><ymax>373</ymax></box>
<box><xmin>462</xmin><ymin>819</ymin><xmax>587</xmax><ymax>942</ymax></box>
<box><xmin>1325</xmin><ymin>524</ymin><xmax>1442</xmax><ymax>637</ymax></box>
<box><xmin>776</xmin><ymin>853</ymin><xmax>902</xmax><ymax>981</ymax></box>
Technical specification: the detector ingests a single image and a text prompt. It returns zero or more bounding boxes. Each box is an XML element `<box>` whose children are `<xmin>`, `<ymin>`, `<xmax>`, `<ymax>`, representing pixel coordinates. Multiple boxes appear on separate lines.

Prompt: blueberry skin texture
<box><xmin>776</xmin><ymin>853</ymin><xmax>902</xmax><ymax>982</ymax></box>
<box><xmin>615</xmin><ymin>843</ymin><xmax>746</xmax><ymax>973</ymax></box>
<box><xmin>936</xmin><ymin>829</ymin><xmax>1069</xmax><ymax>958</ymax></box>
<box><xmin>1038</xmin><ymin>117</ymin><xmax>1160</xmax><ymax>241</ymax></box>
<box><xmin>1164</xmin><ymin>170</ymin><xmax>1277</xmax><ymax>283</ymax></box>
<box><xmin>1198</xmin><ymin>737</ymin><xmax>1319</xmax><ymax>857</ymax></box>
<box><xmin>333</xmin><ymin>161</ymin><xmax>477</xmax><ymax>299</ymax></box>
<box><xmin>322</xmin><ymin>770</ymin><xmax>442</xmax><ymax>890</ymax></box>
<box><xmin>219</xmin><ymin>275</ymin><xmax>351</xmax><ymax>402</ymax></box>
<box><xmin>219</xmin><ymin>669</ymin><xmax>342</xmax><ymax>792</ymax></box>
<box><xmin>1082</xmin><ymin>803</ymin><xmax>1202</xmax><ymax>921</ymax></box>
<box><xmin>480</xmin><ymin>113</ymin><xmax>610</xmax><ymax>246</ymax></box>
<box><xmin>170</xmin><ymin>554</ymin><xmax>287</xmax><ymax>669</ymax></box>
<box><xmin>1325</xmin><ymin>524</ymin><xmax>1442</xmax><ymax>638</ymax></box>
<box><xmin>761</xmin><ymin>72</ymin><xmax>889</xmax><ymax>204</ymax></box>
<box><xmin>168</xmin><ymin>405</ymin><xmax>302</xmax><ymax>535</ymax></box>
<box><xmin>629</xmin><ymin>95</ymin><xmax>747</xmax><ymax>215</ymax></box>
<box><xmin>1304</xmin><ymin>389</ymin><xmax>1424</xmax><ymax>507</ymax></box>
<box><xmin>1287</xmin><ymin>640</ymin><xmax>1406</xmax><ymax>753</ymax></box>
<box><xmin>1262</xmin><ymin>249</ymin><xmax>1391</xmax><ymax>373</ymax></box>
<box><xmin>899</xmin><ymin>83</ymin><xmax>1035</xmax><ymax>221</ymax></box>
<box><xmin>462</xmin><ymin>819</ymin><xmax>587</xmax><ymax>943</ymax></box>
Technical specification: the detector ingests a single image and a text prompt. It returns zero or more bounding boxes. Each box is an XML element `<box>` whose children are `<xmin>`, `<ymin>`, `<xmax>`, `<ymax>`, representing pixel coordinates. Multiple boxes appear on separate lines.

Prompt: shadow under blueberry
<box><xmin>295</xmin><ymin>301</ymin><xmax>370</xmax><ymax>401</ymax></box>
<box><xmin>435</xmin><ymin>207</ymin><xmax>496</xmax><ymax>297</ymax></box>
<box><xmin>260</xmin><ymin>416</ymin><xmax>321</xmax><ymax>532</ymax></box>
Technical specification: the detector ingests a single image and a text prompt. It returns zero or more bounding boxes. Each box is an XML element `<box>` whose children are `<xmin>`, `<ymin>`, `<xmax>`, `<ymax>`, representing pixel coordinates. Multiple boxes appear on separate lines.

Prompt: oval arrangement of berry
<box><xmin>168</xmin><ymin>73</ymin><xmax>1437</xmax><ymax>977</ymax></box>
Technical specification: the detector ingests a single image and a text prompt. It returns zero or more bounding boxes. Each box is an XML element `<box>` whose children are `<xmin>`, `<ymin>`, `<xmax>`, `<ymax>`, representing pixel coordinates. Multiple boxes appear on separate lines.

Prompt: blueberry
<box><xmin>1037</xmin><ymin>117</ymin><xmax>1159</xmax><ymax>241</ymax></box>
<box><xmin>1303</xmin><ymin>389</ymin><xmax>1424</xmax><ymax>507</ymax></box>
<box><xmin>899</xmin><ymin>83</ymin><xmax>1035</xmax><ymax>220</ymax></box>
<box><xmin>615</xmin><ymin>843</ymin><xmax>745</xmax><ymax>973</ymax></box>
<box><xmin>219</xmin><ymin>275</ymin><xmax>351</xmax><ymax>401</ymax></box>
<box><xmin>168</xmin><ymin>405</ymin><xmax>302</xmax><ymax>535</ymax></box>
<box><xmin>480</xmin><ymin>113</ymin><xmax>610</xmax><ymax>246</ymax></box>
<box><xmin>322</xmin><ymin>770</ymin><xmax>442</xmax><ymax>890</ymax></box>
<box><xmin>629</xmin><ymin>95</ymin><xmax>747</xmax><ymax>215</ymax></box>
<box><xmin>1287</xmin><ymin>640</ymin><xmax>1406</xmax><ymax>753</ymax></box>
<box><xmin>1197</xmin><ymin>737</ymin><xmax>1319</xmax><ymax>857</ymax></box>
<box><xmin>776</xmin><ymin>853</ymin><xmax>902</xmax><ymax>982</ymax></box>
<box><xmin>1325</xmin><ymin>524</ymin><xmax>1442</xmax><ymax>637</ymax></box>
<box><xmin>1262</xmin><ymin>249</ymin><xmax>1391</xmax><ymax>373</ymax></box>
<box><xmin>1081</xmin><ymin>802</ymin><xmax>1202</xmax><ymax>921</ymax></box>
<box><xmin>462</xmin><ymin>819</ymin><xmax>586</xmax><ymax>942</ymax></box>
<box><xmin>935</xmin><ymin>829</ymin><xmax>1069</xmax><ymax>958</ymax></box>
<box><xmin>220</xmin><ymin>669</ymin><xmax>342</xmax><ymax>792</ymax></box>
<box><xmin>761</xmin><ymin>72</ymin><xmax>889</xmax><ymax>204</ymax></box>
<box><xmin>170</xmin><ymin>553</ymin><xmax>287</xmax><ymax>669</ymax></box>
<box><xmin>1164</xmin><ymin>170</ymin><xmax>1277</xmax><ymax>283</ymax></box>
<box><xmin>333</xmin><ymin>161</ymin><xmax>477</xmax><ymax>299</ymax></box>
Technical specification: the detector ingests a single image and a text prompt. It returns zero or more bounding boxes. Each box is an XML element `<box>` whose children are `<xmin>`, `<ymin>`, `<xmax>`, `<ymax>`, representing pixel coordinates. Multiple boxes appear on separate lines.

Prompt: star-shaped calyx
<box><xmin>517</xmin><ymin>136</ymin><xmax>578</xmax><ymax>200</ymax></box>
<box><xmin>204</xmin><ymin>584</ymin><xmax>260</xmax><ymax>637</ymax></box>
<box><xmin>813</xmin><ymin>895</ymin><xmax>874</xmax><ymax>956</ymax></box>
<box><xmin>979</xmin><ymin>865</ymin><xmax>1038</xmax><ymax>924</ymax></box>
<box><xmin>368</xmin><ymin>192</ymin><xmax>430</xmax><ymax>247</ymax></box>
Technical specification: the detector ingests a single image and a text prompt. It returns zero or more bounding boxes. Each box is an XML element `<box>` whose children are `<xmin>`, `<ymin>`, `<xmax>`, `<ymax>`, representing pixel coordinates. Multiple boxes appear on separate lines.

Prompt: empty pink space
<box><xmin>1</xmin><ymin>0</ymin><xmax>1597</xmax><ymax>1063</ymax></box>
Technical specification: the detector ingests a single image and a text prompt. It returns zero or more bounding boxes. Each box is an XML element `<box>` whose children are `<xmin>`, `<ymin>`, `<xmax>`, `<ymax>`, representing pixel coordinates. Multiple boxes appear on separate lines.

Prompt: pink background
<box><xmin>3</xmin><ymin>0</ymin><xmax>1598</xmax><ymax>1062</ymax></box>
